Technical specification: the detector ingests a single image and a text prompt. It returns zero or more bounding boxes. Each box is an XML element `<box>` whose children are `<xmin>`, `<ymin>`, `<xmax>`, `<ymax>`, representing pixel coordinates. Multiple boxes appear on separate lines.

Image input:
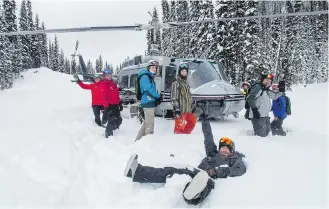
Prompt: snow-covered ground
<box><xmin>0</xmin><ymin>68</ymin><xmax>327</xmax><ymax>208</ymax></box>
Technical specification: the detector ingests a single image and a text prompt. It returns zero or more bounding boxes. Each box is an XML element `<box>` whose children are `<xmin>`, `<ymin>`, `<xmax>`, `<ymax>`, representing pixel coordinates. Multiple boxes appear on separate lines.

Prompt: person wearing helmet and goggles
<box><xmin>241</xmin><ymin>81</ymin><xmax>250</xmax><ymax>96</ymax></box>
<box><xmin>74</xmin><ymin>74</ymin><xmax>107</xmax><ymax>127</ymax></box>
<box><xmin>135</xmin><ymin>60</ymin><xmax>162</xmax><ymax>141</ymax></box>
<box><xmin>171</xmin><ymin>63</ymin><xmax>197</xmax><ymax>134</ymax></box>
<box><xmin>100</xmin><ymin>67</ymin><xmax>122</xmax><ymax>138</ymax></box>
<box><xmin>245</xmin><ymin>69</ymin><xmax>283</xmax><ymax>137</ymax></box>
<box><xmin>270</xmin><ymin>82</ymin><xmax>287</xmax><ymax>136</ymax></box>
<box><xmin>124</xmin><ymin>104</ymin><xmax>246</xmax><ymax>205</ymax></box>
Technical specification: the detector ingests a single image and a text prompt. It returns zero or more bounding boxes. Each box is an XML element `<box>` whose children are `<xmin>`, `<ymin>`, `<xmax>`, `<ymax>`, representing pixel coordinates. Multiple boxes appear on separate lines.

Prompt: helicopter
<box><xmin>0</xmin><ymin>8</ymin><xmax>327</xmax><ymax>120</ymax></box>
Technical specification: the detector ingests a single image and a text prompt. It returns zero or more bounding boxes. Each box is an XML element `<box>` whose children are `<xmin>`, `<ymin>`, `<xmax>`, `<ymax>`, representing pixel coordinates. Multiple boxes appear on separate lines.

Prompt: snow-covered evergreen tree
<box><xmin>33</xmin><ymin>13</ymin><xmax>41</xmax><ymax>68</ymax></box>
<box><xmin>189</xmin><ymin>0</ymin><xmax>202</xmax><ymax>58</ymax></box>
<box><xmin>175</xmin><ymin>0</ymin><xmax>189</xmax><ymax>57</ymax></box>
<box><xmin>48</xmin><ymin>40</ymin><xmax>53</xmax><ymax>70</ymax></box>
<box><xmin>71</xmin><ymin>56</ymin><xmax>77</xmax><ymax>75</ymax></box>
<box><xmin>40</xmin><ymin>22</ymin><xmax>48</xmax><ymax>67</ymax></box>
<box><xmin>52</xmin><ymin>35</ymin><xmax>59</xmax><ymax>71</ymax></box>
<box><xmin>59</xmin><ymin>49</ymin><xmax>65</xmax><ymax>73</ymax></box>
<box><xmin>87</xmin><ymin>59</ymin><xmax>93</xmax><ymax>73</ymax></box>
<box><xmin>168</xmin><ymin>0</ymin><xmax>177</xmax><ymax>57</ymax></box>
<box><xmin>0</xmin><ymin>2</ymin><xmax>12</xmax><ymax>89</ymax></box>
<box><xmin>19</xmin><ymin>0</ymin><xmax>31</xmax><ymax>69</ymax></box>
<box><xmin>161</xmin><ymin>0</ymin><xmax>171</xmax><ymax>56</ymax></box>
<box><xmin>64</xmin><ymin>58</ymin><xmax>70</xmax><ymax>74</ymax></box>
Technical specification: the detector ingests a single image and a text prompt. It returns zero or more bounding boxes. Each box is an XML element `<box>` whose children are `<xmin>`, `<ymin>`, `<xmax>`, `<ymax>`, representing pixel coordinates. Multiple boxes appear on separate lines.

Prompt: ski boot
<box><xmin>124</xmin><ymin>154</ymin><xmax>139</xmax><ymax>178</ymax></box>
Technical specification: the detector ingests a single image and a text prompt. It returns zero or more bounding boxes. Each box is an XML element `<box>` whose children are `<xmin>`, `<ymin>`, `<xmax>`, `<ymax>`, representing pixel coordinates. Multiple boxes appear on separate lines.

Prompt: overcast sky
<box><xmin>18</xmin><ymin>0</ymin><xmax>162</xmax><ymax>67</ymax></box>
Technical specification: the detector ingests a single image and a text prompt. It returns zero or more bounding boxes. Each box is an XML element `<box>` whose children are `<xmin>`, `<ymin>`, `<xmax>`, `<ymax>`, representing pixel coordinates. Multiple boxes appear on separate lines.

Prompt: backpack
<box><xmin>284</xmin><ymin>95</ymin><xmax>291</xmax><ymax>115</ymax></box>
<box><xmin>135</xmin><ymin>74</ymin><xmax>153</xmax><ymax>101</ymax></box>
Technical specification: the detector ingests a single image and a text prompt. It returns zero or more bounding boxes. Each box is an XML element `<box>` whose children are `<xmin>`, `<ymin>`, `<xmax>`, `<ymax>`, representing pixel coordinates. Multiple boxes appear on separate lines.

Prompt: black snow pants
<box><xmin>251</xmin><ymin>117</ymin><xmax>271</xmax><ymax>137</ymax></box>
<box><xmin>132</xmin><ymin>164</ymin><xmax>197</xmax><ymax>183</ymax></box>
<box><xmin>271</xmin><ymin>118</ymin><xmax>286</xmax><ymax>136</ymax></box>
<box><xmin>105</xmin><ymin>104</ymin><xmax>122</xmax><ymax>136</ymax></box>
<box><xmin>92</xmin><ymin>105</ymin><xmax>107</xmax><ymax>126</ymax></box>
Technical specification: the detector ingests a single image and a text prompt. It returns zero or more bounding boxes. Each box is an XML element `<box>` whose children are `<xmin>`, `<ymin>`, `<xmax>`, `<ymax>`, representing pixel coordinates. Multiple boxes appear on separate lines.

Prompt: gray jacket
<box><xmin>246</xmin><ymin>83</ymin><xmax>283</xmax><ymax>118</ymax></box>
<box><xmin>197</xmin><ymin>119</ymin><xmax>247</xmax><ymax>178</ymax></box>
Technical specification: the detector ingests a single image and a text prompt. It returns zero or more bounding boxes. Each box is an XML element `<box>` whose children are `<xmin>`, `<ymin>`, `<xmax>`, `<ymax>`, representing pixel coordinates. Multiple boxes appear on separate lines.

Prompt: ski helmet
<box><xmin>147</xmin><ymin>60</ymin><xmax>159</xmax><ymax>69</ymax></box>
<box><xmin>218</xmin><ymin>137</ymin><xmax>235</xmax><ymax>153</ymax></box>
<box><xmin>103</xmin><ymin>67</ymin><xmax>113</xmax><ymax>75</ymax></box>
<box><xmin>272</xmin><ymin>83</ymin><xmax>279</xmax><ymax>89</ymax></box>
<box><xmin>241</xmin><ymin>81</ymin><xmax>250</xmax><ymax>88</ymax></box>
<box><xmin>178</xmin><ymin>63</ymin><xmax>189</xmax><ymax>75</ymax></box>
<box><xmin>260</xmin><ymin>73</ymin><xmax>274</xmax><ymax>81</ymax></box>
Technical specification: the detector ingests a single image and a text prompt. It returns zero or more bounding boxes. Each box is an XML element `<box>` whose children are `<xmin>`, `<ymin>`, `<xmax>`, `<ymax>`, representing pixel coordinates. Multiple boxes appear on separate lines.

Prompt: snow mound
<box><xmin>0</xmin><ymin>68</ymin><xmax>327</xmax><ymax>208</ymax></box>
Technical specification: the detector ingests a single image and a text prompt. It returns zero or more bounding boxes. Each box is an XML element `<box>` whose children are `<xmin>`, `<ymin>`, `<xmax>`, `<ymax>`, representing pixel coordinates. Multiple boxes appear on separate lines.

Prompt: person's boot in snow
<box><xmin>124</xmin><ymin>154</ymin><xmax>139</xmax><ymax>178</ymax></box>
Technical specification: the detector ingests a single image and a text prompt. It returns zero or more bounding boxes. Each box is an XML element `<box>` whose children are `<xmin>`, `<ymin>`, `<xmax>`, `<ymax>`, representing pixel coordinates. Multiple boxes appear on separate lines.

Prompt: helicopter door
<box><xmin>164</xmin><ymin>65</ymin><xmax>177</xmax><ymax>92</ymax></box>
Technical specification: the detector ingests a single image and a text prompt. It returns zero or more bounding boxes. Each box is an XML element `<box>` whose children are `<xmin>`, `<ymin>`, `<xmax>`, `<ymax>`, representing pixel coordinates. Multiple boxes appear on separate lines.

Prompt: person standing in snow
<box><xmin>135</xmin><ymin>60</ymin><xmax>162</xmax><ymax>141</ymax></box>
<box><xmin>271</xmin><ymin>82</ymin><xmax>287</xmax><ymax>136</ymax></box>
<box><xmin>74</xmin><ymin>74</ymin><xmax>107</xmax><ymax>127</ymax></box>
<box><xmin>124</xmin><ymin>104</ymin><xmax>247</xmax><ymax>205</ymax></box>
<box><xmin>171</xmin><ymin>63</ymin><xmax>197</xmax><ymax>134</ymax></box>
<box><xmin>246</xmin><ymin>73</ymin><xmax>283</xmax><ymax>137</ymax></box>
<box><xmin>100</xmin><ymin>67</ymin><xmax>123</xmax><ymax>138</ymax></box>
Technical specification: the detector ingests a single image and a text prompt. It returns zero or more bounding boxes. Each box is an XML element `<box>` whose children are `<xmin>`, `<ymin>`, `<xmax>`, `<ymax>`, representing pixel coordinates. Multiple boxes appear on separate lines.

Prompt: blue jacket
<box><xmin>138</xmin><ymin>69</ymin><xmax>160</xmax><ymax>108</ymax></box>
<box><xmin>272</xmin><ymin>96</ymin><xmax>287</xmax><ymax>119</ymax></box>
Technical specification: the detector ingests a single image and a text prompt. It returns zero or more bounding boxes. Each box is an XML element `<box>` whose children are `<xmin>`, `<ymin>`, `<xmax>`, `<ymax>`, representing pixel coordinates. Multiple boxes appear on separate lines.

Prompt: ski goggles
<box><xmin>219</xmin><ymin>137</ymin><xmax>233</xmax><ymax>146</ymax></box>
<box><xmin>272</xmin><ymin>83</ymin><xmax>279</xmax><ymax>89</ymax></box>
<box><xmin>179</xmin><ymin>63</ymin><xmax>188</xmax><ymax>69</ymax></box>
<box><xmin>267</xmin><ymin>73</ymin><xmax>274</xmax><ymax>79</ymax></box>
<box><xmin>104</xmin><ymin>69</ymin><xmax>112</xmax><ymax>74</ymax></box>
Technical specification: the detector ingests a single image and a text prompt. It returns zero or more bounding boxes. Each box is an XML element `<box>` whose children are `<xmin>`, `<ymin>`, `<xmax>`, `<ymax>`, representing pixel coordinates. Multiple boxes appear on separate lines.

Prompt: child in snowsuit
<box><xmin>171</xmin><ymin>63</ymin><xmax>197</xmax><ymax>134</ymax></box>
<box><xmin>124</xmin><ymin>104</ymin><xmax>247</xmax><ymax>205</ymax></box>
<box><xmin>271</xmin><ymin>83</ymin><xmax>287</xmax><ymax>136</ymax></box>
<box><xmin>74</xmin><ymin>74</ymin><xmax>107</xmax><ymax>127</ymax></box>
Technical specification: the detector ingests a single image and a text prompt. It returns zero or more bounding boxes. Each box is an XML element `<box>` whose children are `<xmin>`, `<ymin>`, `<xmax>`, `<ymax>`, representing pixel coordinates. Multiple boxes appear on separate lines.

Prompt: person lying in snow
<box><xmin>124</xmin><ymin>104</ymin><xmax>247</xmax><ymax>205</ymax></box>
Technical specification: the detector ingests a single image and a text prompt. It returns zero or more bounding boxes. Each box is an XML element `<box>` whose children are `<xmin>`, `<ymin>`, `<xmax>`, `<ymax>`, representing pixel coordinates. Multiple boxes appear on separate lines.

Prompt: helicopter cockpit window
<box><xmin>210</xmin><ymin>61</ymin><xmax>229</xmax><ymax>81</ymax></box>
<box><xmin>121</xmin><ymin>75</ymin><xmax>129</xmax><ymax>88</ymax></box>
<box><xmin>130</xmin><ymin>74</ymin><xmax>137</xmax><ymax>88</ymax></box>
<box><xmin>164</xmin><ymin>65</ymin><xmax>177</xmax><ymax>91</ymax></box>
<box><xmin>187</xmin><ymin>61</ymin><xmax>222</xmax><ymax>89</ymax></box>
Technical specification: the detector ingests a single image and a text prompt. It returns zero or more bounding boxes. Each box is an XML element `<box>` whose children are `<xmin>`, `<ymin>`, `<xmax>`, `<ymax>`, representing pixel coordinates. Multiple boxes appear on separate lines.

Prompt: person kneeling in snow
<box><xmin>124</xmin><ymin>104</ymin><xmax>247</xmax><ymax>205</ymax></box>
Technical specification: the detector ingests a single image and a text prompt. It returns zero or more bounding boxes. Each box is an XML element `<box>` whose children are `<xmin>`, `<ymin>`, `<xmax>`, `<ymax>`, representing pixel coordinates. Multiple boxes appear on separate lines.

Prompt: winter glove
<box><xmin>174</xmin><ymin>109</ymin><xmax>181</xmax><ymax>118</ymax></box>
<box><xmin>252</xmin><ymin>108</ymin><xmax>260</xmax><ymax>119</ymax></box>
<box><xmin>206</xmin><ymin>168</ymin><xmax>217</xmax><ymax>178</ymax></box>
<box><xmin>155</xmin><ymin>94</ymin><xmax>163</xmax><ymax>107</ymax></box>
<box><xmin>119</xmin><ymin>103</ymin><xmax>123</xmax><ymax>111</ymax></box>
<box><xmin>73</xmin><ymin>75</ymin><xmax>81</xmax><ymax>82</ymax></box>
<box><xmin>244</xmin><ymin>109</ymin><xmax>250</xmax><ymax>120</ymax></box>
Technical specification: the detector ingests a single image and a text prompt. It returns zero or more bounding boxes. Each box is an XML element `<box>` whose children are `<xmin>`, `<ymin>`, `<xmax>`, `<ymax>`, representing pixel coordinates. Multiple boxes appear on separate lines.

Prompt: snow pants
<box><xmin>105</xmin><ymin>104</ymin><xmax>122</xmax><ymax>136</ymax></box>
<box><xmin>92</xmin><ymin>105</ymin><xmax>107</xmax><ymax>126</ymax></box>
<box><xmin>131</xmin><ymin>164</ymin><xmax>197</xmax><ymax>183</ymax></box>
<box><xmin>135</xmin><ymin>108</ymin><xmax>155</xmax><ymax>141</ymax></box>
<box><xmin>174</xmin><ymin>113</ymin><xmax>197</xmax><ymax>134</ymax></box>
<box><xmin>251</xmin><ymin>117</ymin><xmax>270</xmax><ymax>137</ymax></box>
<box><xmin>271</xmin><ymin>118</ymin><xmax>286</xmax><ymax>136</ymax></box>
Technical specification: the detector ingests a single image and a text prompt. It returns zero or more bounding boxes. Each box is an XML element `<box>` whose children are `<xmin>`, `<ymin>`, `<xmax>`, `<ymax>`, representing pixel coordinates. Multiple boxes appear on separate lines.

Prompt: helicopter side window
<box><xmin>121</xmin><ymin>75</ymin><xmax>129</xmax><ymax>88</ymax></box>
<box><xmin>130</xmin><ymin>74</ymin><xmax>138</xmax><ymax>88</ymax></box>
<box><xmin>156</xmin><ymin>66</ymin><xmax>162</xmax><ymax>77</ymax></box>
<box><xmin>164</xmin><ymin>65</ymin><xmax>177</xmax><ymax>92</ymax></box>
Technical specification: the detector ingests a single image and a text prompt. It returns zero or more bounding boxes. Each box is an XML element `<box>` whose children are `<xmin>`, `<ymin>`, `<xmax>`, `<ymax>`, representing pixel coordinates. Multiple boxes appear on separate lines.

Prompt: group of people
<box><xmin>74</xmin><ymin>68</ymin><xmax>123</xmax><ymax>138</ymax></box>
<box><xmin>135</xmin><ymin>60</ymin><xmax>198</xmax><ymax>141</ymax></box>
<box><xmin>76</xmin><ymin>61</ymin><xmax>290</xmax><ymax>205</ymax></box>
<box><xmin>241</xmin><ymin>74</ymin><xmax>289</xmax><ymax>137</ymax></box>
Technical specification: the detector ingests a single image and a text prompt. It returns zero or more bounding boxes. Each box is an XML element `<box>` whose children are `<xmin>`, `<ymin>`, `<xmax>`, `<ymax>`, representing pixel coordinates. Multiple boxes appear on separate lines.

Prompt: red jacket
<box><xmin>78</xmin><ymin>81</ymin><xmax>103</xmax><ymax>106</ymax></box>
<box><xmin>99</xmin><ymin>79</ymin><xmax>121</xmax><ymax>108</ymax></box>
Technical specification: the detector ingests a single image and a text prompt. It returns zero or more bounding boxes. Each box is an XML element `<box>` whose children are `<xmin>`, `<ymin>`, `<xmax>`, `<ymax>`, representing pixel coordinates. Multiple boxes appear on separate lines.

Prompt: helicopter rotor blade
<box><xmin>163</xmin><ymin>10</ymin><xmax>329</xmax><ymax>27</ymax></box>
<box><xmin>0</xmin><ymin>25</ymin><xmax>147</xmax><ymax>36</ymax></box>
